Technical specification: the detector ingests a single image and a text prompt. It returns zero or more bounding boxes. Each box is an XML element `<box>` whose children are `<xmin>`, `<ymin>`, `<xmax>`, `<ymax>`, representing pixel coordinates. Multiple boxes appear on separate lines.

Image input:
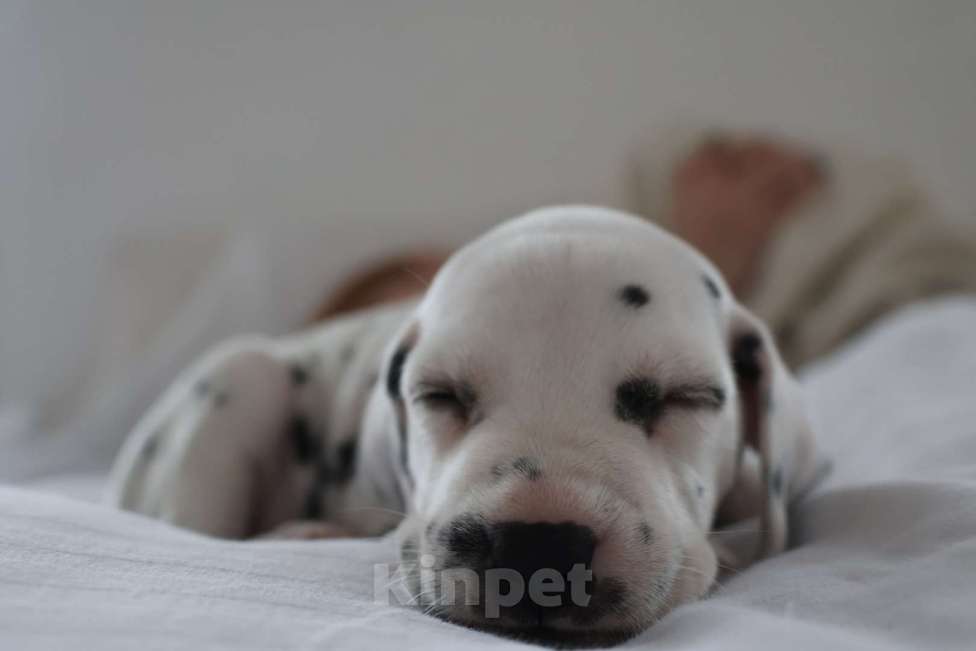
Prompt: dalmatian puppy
<box><xmin>109</xmin><ymin>206</ymin><xmax>820</xmax><ymax>646</ymax></box>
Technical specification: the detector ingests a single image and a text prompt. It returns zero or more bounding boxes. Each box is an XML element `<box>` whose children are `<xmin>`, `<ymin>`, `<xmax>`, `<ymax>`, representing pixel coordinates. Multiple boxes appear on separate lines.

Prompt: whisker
<box><xmin>383</xmin><ymin>573</ymin><xmax>416</xmax><ymax>590</ymax></box>
<box><xmin>407</xmin><ymin>587</ymin><xmax>439</xmax><ymax>606</ymax></box>
<box><xmin>674</xmin><ymin>564</ymin><xmax>713</xmax><ymax>579</ymax></box>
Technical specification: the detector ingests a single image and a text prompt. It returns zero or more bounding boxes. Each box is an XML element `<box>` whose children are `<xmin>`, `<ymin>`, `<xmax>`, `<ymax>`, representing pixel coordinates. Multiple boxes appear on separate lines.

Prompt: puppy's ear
<box><xmin>380</xmin><ymin>321</ymin><xmax>420</xmax><ymax>490</ymax></box>
<box><xmin>722</xmin><ymin>304</ymin><xmax>819</xmax><ymax>560</ymax></box>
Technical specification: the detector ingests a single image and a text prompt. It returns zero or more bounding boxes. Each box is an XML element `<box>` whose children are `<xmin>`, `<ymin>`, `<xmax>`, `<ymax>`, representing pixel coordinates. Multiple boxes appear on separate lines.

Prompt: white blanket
<box><xmin>3</xmin><ymin>298</ymin><xmax>976</xmax><ymax>650</ymax></box>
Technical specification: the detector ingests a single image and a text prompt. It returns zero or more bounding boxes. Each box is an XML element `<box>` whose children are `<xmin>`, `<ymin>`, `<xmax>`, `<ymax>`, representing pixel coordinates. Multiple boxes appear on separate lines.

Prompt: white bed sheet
<box><xmin>2</xmin><ymin>297</ymin><xmax>976</xmax><ymax>650</ymax></box>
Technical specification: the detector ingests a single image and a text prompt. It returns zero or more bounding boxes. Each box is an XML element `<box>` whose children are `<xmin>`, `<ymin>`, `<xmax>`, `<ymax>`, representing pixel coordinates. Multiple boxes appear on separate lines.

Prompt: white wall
<box><xmin>2</xmin><ymin>1</ymin><xmax>975</xmax><ymax>431</ymax></box>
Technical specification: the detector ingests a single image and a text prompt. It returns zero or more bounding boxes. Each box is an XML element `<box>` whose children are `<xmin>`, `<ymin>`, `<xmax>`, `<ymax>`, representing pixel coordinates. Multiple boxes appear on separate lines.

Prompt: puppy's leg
<box><xmin>109</xmin><ymin>337</ymin><xmax>304</xmax><ymax>538</ymax></box>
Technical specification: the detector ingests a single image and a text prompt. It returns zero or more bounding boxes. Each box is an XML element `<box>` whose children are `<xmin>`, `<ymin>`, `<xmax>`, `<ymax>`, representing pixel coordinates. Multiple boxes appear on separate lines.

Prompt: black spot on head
<box><xmin>618</xmin><ymin>284</ymin><xmax>650</xmax><ymax>308</ymax></box>
<box><xmin>615</xmin><ymin>377</ymin><xmax>662</xmax><ymax>431</ymax></box>
<box><xmin>511</xmin><ymin>457</ymin><xmax>542</xmax><ymax>480</ymax></box>
<box><xmin>334</xmin><ymin>439</ymin><xmax>357</xmax><ymax>483</ymax></box>
<box><xmin>386</xmin><ymin>344</ymin><xmax>411</xmax><ymax>400</ymax></box>
<box><xmin>770</xmin><ymin>465</ymin><xmax>785</xmax><ymax>496</ymax></box>
<box><xmin>194</xmin><ymin>379</ymin><xmax>211</xmax><ymax>397</ymax></box>
<box><xmin>290</xmin><ymin>363</ymin><xmax>309</xmax><ymax>386</ymax></box>
<box><xmin>697</xmin><ymin>483</ymin><xmax>705</xmax><ymax>498</ymax></box>
<box><xmin>637</xmin><ymin>522</ymin><xmax>653</xmax><ymax>545</ymax></box>
<box><xmin>212</xmin><ymin>391</ymin><xmax>230</xmax><ymax>408</ymax></box>
<box><xmin>291</xmin><ymin>414</ymin><xmax>319</xmax><ymax>463</ymax></box>
<box><xmin>703</xmin><ymin>274</ymin><xmax>721</xmax><ymax>299</ymax></box>
<box><xmin>732</xmin><ymin>332</ymin><xmax>763</xmax><ymax>383</ymax></box>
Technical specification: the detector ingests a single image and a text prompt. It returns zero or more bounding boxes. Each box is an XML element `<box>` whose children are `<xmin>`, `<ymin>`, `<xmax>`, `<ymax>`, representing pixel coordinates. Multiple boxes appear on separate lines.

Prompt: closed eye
<box><xmin>615</xmin><ymin>375</ymin><xmax>724</xmax><ymax>436</ymax></box>
<box><xmin>411</xmin><ymin>379</ymin><xmax>477</xmax><ymax>418</ymax></box>
<box><xmin>665</xmin><ymin>383</ymin><xmax>726</xmax><ymax>411</ymax></box>
<box><xmin>416</xmin><ymin>388</ymin><xmax>462</xmax><ymax>409</ymax></box>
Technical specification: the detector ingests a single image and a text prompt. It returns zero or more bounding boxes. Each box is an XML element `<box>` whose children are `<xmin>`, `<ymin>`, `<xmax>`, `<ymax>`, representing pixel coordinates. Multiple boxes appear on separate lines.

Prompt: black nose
<box><xmin>492</xmin><ymin>521</ymin><xmax>596</xmax><ymax>578</ymax></box>
<box><xmin>486</xmin><ymin>521</ymin><xmax>596</xmax><ymax>618</ymax></box>
<box><xmin>441</xmin><ymin>518</ymin><xmax>597</xmax><ymax>615</ymax></box>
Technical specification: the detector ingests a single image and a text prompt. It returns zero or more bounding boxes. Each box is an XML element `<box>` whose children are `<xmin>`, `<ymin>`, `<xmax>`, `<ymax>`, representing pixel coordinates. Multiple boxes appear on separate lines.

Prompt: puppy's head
<box><xmin>383</xmin><ymin>207</ymin><xmax>816</xmax><ymax>646</ymax></box>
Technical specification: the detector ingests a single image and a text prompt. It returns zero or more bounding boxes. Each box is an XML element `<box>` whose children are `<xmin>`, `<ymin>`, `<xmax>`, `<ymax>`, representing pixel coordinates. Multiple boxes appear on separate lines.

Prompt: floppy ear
<box><xmin>721</xmin><ymin>303</ymin><xmax>819</xmax><ymax>561</ymax></box>
<box><xmin>380</xmin><ymin>320</ymin><xmax>420</xmax><ymax>494</ymax></box>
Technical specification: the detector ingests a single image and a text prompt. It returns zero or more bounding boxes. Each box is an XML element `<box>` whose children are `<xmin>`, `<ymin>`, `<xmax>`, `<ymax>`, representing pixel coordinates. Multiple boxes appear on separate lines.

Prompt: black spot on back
<box><xmin>511</xmin><ymin>457</ymin><xmax>542</xmax><ymax>480</ymax></box>
<box><xmin>291</xmin><ymin>415</ymin><xmax>319</xmax><ymax>463</ymax></box>
<box><xmin>386</xmin><ymin>345</ymin><xmax>411</xmax><ymax>399</ymax></box>
<box><xmin>290</xmin><ymin>363</ymin><xmax>309</xmax><ymax>386</ymax></box>
<box><xmin>618</xmin><ymin>284</ymin><xmax>650</xmax><ymax>308</ymax></box>
<box><xmin>615</xmin><ymin>377</ymin><xmax>662</xmax><ymax>430</ymax></box>
<box><xmin>703</xmin><ymin>274</ymin><xmax>721</xmax><ymax>299</ymax></box>
<box><xmin>334</xmin><ymin>439</ymin><xmax>357</xmax><ymax>483</ymax></box>
<box><xmin>303</xmin><ymin>487</ymin><xmax>322</xmax><ymax>519</ymax></box>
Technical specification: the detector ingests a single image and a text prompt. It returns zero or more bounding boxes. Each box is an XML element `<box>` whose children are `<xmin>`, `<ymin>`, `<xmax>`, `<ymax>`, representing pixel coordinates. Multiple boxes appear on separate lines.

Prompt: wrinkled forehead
<box><xmin>413</xmin><ymin>225</ymin><xmax>730</xmax><ymax>385</ymax></box>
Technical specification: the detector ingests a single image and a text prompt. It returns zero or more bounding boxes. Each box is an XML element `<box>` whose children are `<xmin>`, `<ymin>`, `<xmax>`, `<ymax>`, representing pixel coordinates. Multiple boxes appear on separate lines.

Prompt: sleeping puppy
<box><xmin>109</xmin><ymin>206</ymin><xmax>820</xmax><ymax>646</ymax></box>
